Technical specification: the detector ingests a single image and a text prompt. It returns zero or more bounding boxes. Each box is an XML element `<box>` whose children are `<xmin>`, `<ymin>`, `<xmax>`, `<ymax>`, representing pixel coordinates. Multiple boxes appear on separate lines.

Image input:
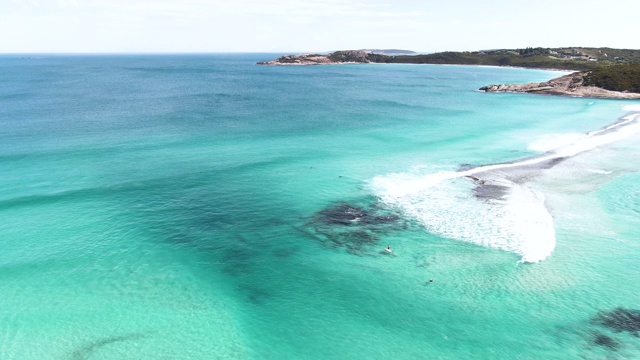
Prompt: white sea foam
<box><xmin>527</xmin><ymin>133</ymin><xmax>586</xmax><ymax>152</ymax></box>
<box><xmin>372</xmin><ymin>170</ymin><xmax>555</xmax><ymax>263</ymax></box>
<box><xmin>622</xmin><ymin>105</ymin><xmax>640</xmax><ymax>111</ymax></box>
<box><xmin>588</xmin><ymin>169</ymin><xmax>613</xmax><ymax>175</ymax></box>
<box><xmin>372</xmin><ymin>112</ymin><xmax>640</xmax><ymax>263</ymax></box>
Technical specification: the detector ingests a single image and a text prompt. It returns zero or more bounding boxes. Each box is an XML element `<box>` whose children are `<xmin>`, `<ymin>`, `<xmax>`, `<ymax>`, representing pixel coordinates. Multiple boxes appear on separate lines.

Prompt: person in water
<box><xmin>386</xmin><ymin>245</ymin><xmax>391</xmax><ymax>251</ymax></box>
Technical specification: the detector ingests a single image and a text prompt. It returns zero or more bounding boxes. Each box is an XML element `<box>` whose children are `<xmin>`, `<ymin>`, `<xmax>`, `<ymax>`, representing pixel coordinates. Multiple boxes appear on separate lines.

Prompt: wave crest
<box><xmin>371</xmin><ymin>110</ymin><xmax>640</xmax><ymax>263</ymax></box>
<box><xmin>371</xmin><ymin>171</ymin><xmax>555</xmax><ymax>263</ymax></box>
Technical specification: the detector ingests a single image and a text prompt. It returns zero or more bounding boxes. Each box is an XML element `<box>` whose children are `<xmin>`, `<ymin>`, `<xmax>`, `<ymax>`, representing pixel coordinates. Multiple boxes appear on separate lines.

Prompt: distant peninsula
<box><xmin>258</xmin><ymin>47</ymin><xmax>640</xmax><ymax>98</ymax></box>
<box><xmin>257</xmin><ymin>50</ymin><xmax>416</xmax><ymax>66</ymax></box>
<box><xmin>258</xmin><ymin>47</ymin><xmax>640</xmax><ymax>70</ymax></box>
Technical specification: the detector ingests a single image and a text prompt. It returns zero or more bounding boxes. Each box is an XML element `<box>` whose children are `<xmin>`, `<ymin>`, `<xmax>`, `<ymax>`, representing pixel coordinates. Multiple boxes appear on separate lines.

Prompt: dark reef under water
<box><xmin>592</xmin><ymin>307</ymin><xmax>640</xmax><ymax>336</ymax></box>
<box><xmin>296</xmin><ymin>200</ymin><xmax>410</xmax><ymax>255</ymax></box>
<box><xmin>69</xmin><ymin>333</ymin><xmax>147</xmax><ymax>360</ymax></box>
<box><xmin>591</xmin><ymin>331</ymin><xmax>620</xmax><ymax>350</ymax></box>
<box><xmin>583</xmin><ymin>307</ymin><xmax>640</xmax><ymax>352</ymax></box>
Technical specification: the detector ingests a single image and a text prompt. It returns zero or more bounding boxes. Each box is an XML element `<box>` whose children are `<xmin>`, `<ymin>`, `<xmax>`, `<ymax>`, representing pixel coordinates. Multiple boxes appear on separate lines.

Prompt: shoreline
<box><xmin>258</xmin><ymin>59</ymin><xmax>575</xmax><ymax>72</ymax></box>
<box><xmin>257</xmin><ymin>50</ymin><xmax>640</xmax><ymax>100</ymax></box>
<box><xmin>260</xmin><ymin>60</ymin><xmax>639</xmax><ymax>99</ymax></box>
<box><xmin>259</xmin><ymin>60</ymin><xmax>577</xmax><ymax>79</ymax></box>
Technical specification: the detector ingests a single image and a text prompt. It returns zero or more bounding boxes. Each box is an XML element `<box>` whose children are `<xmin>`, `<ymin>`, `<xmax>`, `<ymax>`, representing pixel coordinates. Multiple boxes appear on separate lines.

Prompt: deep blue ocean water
<box><xmin>1</xmin><ymin>54</ymin><xmax>639</xmax><ymax>359</ymax></box>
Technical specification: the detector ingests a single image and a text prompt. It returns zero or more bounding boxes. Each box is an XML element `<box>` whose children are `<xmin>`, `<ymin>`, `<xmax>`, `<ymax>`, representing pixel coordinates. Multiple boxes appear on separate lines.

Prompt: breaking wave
<box><xmin>372</xmin><ymin>110</ymin><xmax>640</xmax><ymax>263</ymax></box>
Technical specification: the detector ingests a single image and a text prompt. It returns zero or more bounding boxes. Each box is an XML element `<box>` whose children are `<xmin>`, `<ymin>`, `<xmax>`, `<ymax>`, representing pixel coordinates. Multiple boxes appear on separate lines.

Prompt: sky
<box><xmin>1</xmin><ymin>0</ymin><xmax>638</xmax><ymax>53</ymax></box>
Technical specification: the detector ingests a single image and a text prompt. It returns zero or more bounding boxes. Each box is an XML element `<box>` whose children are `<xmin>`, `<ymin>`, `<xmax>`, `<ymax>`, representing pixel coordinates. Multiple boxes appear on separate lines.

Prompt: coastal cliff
<box><xmin>479</xmin><ymin>71</ymin><xmax>640</xmax><ymax>99</ymax></box>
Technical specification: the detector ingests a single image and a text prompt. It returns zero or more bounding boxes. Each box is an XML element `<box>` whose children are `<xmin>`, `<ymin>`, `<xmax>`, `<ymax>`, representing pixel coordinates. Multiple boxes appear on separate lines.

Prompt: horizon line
<box><xmin>1</xmin><ymin>45</ymin><xmax>637</xmax><ymax>56</ymax></box>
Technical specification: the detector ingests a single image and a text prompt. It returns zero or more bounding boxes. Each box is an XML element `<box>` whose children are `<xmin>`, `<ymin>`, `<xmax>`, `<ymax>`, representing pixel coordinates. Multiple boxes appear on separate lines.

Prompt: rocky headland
<box><xmin>479</xmin><ymin>71</ymin><xmax>640</xmax><ymax>99</ymax></box>
<box><xmin>257</xmin><ymin>50</ymin><xmax>373</xmax><ymax>65</ymax></box>
<box><xmin>258</xmin><ymin>48</ymin><xmax>640</xmax><ymax>99</ymax></box>
<box><xmin>258</xmin><ymin>47</ymin><xmax>640</xmax><ymax>70</ymax></box>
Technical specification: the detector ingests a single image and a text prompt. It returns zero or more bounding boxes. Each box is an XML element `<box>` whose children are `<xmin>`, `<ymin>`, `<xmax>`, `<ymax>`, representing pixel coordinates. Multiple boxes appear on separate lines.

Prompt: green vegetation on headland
<box><xmin>258</xmin><ymin>47</ymin><xmax>640</xmax><ymax>95</ymax></box>
<box><xmin>259</xmin><ymin>47</ymin><xmax>640</xmax><ymax>70</ymax></box>
<box><xmin>583</xmin><ymin>63</ymin><xmax>640</xmax><ymax>93</ymax></box>
<box><xmin>479</xmin><ymin>69</ymin><xmax>640</xmax><ymax>99</ymax></box>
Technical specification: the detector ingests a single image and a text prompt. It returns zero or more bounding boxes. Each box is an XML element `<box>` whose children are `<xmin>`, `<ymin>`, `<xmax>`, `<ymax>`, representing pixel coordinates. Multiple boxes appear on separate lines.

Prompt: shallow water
<box><xmin>1</xmin><ymin>54</ymin><xmax>639</xmax><ymax>359</ymax></box>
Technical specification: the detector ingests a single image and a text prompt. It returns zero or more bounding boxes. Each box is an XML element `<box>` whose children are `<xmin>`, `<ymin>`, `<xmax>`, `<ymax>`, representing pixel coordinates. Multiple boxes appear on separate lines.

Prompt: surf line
<box><xmin>373</xmin><ymin>112</ymin><xmax>640</xmax><ymax>199</ymax></box>
<box><xmin>462</xmin><ymin>111</ymin><xmax>640</xmax><ymax>181</ymax></box>
<box><xmin>372</xmin><ymin>111</ymin><xmax>640</xmax><ymax>263</ymax></box>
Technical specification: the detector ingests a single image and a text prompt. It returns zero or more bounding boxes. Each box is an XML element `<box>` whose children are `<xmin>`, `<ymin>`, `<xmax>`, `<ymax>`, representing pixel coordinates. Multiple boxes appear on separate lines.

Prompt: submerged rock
<box><xmin>316</xmin><ymin>203</ymin><xmax>367</xmax><ymax>225</ymax></box>
<box><xmin>316</xmin><ymin>203</ymin><xmax>401</xmax><ymax>226</ymax></box>
<box><xmin>299</xmin><ymin>201</ymin><xmax>407</xmax><ymax>254</ymax></box>
<box><xmin>592</xmin><ymin>307</ymin><xmax>640</xmax><ymax>336</ymax></box>
<box><xmin>472</xmin><ymin>183</ymin><xmax>511</xmax><ymax>200</ymax></box>
<box><xmin>591</xmin><ymin>332</ymin><xmax>620</xmax><ymax>350</ymax></box>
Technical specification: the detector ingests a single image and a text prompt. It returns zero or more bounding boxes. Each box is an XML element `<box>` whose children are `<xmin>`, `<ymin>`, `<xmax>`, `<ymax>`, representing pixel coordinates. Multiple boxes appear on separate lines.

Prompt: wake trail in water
<box><xmin>372</xmin><ymin>110</ymin><xmax>640</xmax><ymax>263</ymax></box>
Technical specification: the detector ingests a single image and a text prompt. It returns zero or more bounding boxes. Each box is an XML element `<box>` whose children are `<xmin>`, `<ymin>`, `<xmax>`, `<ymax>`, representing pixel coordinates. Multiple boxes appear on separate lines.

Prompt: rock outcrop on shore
<box><xmin>257</xmin><ymin>50</ymin><xmax>371</xmax><ymax>66</ymax></box>
<box><xmin>479</xmin><ymin>72</ymin><xmax>640</xmax><ymax>99</ymax></box>
<box><xmin>257</xmin><ymin>54</ymin><xmax>336</xmax><ymax>66</ymax></box>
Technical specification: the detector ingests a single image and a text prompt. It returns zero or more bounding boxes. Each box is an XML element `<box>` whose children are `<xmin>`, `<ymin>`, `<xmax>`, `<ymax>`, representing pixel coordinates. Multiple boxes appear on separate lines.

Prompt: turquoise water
<box><xmin>1</xmin><ymin>54</ymin><xmax>639</xmax><ymax>359</ymax></box>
